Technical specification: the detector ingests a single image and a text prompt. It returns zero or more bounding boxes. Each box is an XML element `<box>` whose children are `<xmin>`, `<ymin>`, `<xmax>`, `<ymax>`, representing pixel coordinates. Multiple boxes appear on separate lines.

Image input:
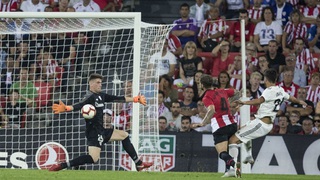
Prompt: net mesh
<box><xmin>0</xmin><ymin>14</ymin><xmax>173</xmax><ymax>171</ymax></box>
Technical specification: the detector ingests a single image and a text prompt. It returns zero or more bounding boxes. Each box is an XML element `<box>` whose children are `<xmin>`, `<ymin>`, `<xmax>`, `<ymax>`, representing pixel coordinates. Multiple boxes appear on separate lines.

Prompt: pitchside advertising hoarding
<box><xmin>0</xmin><ymin>129</ymin><xmax>319</xmax><ymax>175</ymax></box>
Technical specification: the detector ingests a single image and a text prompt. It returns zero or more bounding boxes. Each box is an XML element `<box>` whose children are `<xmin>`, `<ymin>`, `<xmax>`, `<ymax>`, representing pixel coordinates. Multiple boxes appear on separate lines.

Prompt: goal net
<box><xmin>0</xmin><ymin>12</ymin><xmax>172</xmax><ymax>171</ymax></box>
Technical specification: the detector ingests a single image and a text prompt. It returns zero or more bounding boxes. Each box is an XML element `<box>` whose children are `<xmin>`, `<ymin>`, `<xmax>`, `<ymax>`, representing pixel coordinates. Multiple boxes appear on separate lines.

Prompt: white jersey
<box><xmin>255</xmin><ymin>86</ymin><xmax>290</xmax><ymax>122</ymax></box>
<box><xmin>254</xmin><ymin>21</ymin><xmax>283</xmax><ymax>45</ymax></box>
<box><xmin>149</xmin><ymin>51</ymin><xmax>177</xmax><ymax>76</ymax></box>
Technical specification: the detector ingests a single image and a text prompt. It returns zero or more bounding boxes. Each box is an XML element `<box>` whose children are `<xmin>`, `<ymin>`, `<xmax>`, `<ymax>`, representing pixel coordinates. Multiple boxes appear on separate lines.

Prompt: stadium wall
<box><xmin>0</xmin><ymin>129</ymin><xmax>319</xmax><ymax>175</ymax></box>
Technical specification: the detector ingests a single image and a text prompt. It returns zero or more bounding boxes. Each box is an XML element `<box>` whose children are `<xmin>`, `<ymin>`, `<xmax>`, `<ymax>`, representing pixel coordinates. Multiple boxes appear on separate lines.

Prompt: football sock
<box><xmin>229</xmin><ymin>144</ymin><xmax>239</xmax><ymax>164</ymax></box>
<box><xmin>219</xmin><ymin>151</ymin><xmax>235</xmax><ymax>168</ymax></box>
<box><xmin>122</xmin><ymin>136</ymin><xmax>142</xmax><ymax>165</ymax></box>
<box><xmin>62</xmin><ymin>155</ymin><xmax>94</xmax><ymax>168</ymax></box>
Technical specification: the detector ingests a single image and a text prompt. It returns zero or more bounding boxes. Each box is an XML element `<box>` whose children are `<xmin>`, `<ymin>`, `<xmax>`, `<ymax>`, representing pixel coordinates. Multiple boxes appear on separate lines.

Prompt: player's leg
<box><xmin>109</xmin><ymin>129</ymin><xmax>153</xmax><ymax>171</ymax></box>
<box><xmin>49</xmin><ymin>146</ymin><xmax>99</xmax><ymax>171</ymax></box>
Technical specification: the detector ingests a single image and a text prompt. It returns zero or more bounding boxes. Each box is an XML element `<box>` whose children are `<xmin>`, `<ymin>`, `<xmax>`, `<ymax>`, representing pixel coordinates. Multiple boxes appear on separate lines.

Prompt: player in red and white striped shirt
<box><xmin>293</xmin><ymin>38</ymin><xmax>315</xmax><ymax>74</ymax></box>
<box><xmin>248</xmin><ymin>0</ymin><xmax>263</xmax><ymax>24</ymax></box>
<box><xmin>166</xmin><ymin>33</ymin><xmax>182</xmax><ymax>58</ymax></box>
<box><xmin>282</xmin><ymin>10</ymin><xmax>308</xmax><ymax>53</ymax></box>
<box><xmin>198</xmin><ymin>74</ymin><xmax>238</xmax><ymax>175</ymax></box>
<box><xmin>306</xmin><ymin>72</ymin><xmax>320</xmax><ymax>106</ymax></box>
<box><xmin>0</xmin><ymin>0</ymin><xmax>17</xmax><ymax>12</ymax></box>
<box><xmin>277</xmin><ymin>67</ymin><xmax>300</xmax><ymax>97</ymax></box>
<box><xmin>198</xmin><ymin>6</ymin><xmax>225</xmax><ymax>50</ymax></box>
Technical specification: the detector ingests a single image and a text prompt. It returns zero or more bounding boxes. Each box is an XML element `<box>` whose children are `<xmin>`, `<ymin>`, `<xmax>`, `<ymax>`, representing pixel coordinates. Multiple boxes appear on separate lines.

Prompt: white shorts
<box><xmin>235</xmin><ymin>118</ymin><xmax>273</xmax><ymax>143</ymax></box>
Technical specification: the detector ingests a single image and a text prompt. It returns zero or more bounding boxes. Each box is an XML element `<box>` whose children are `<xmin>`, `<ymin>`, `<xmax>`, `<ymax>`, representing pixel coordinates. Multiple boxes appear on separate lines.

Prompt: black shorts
<box><xmin>212</xmin><ymin>123</ymin><xmax>237</xmax><ymax>145</ymax></box>
<box><xmin>86</xmin><ymin>127</ymin><xmax>114</xmax><ymax>148</ymax></box>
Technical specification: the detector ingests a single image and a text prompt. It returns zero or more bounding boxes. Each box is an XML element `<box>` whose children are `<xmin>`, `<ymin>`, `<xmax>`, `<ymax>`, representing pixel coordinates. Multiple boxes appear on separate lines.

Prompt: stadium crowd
<box><xmin>155</xmin><ymin>0</ymin><xmax>320</xmax><ymax>135</ymax></box>
<box><xmin>0</xmin><ymin>0</ymin><xmax>320</xmax><ymax>137</ymax></box>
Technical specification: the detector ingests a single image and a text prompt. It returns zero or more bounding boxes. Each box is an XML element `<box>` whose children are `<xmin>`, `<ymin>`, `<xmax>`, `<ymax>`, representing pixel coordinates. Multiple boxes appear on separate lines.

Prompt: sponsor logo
<box><xmin>35</xmin><ymin>142</ymin><xmax>69</xmax><ymax>170</ymax></box>
<box><xmin>120</xmin><ymin>135</ymin><xmax>176</xmax><ymax>171</ymax></box>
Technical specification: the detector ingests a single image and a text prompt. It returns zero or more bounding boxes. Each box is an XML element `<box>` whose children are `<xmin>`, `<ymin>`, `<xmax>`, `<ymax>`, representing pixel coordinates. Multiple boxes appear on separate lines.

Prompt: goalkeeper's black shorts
<box><xmin>86</xmin><ymin>127</ymin><xmax>114</xmax><ymax>148</ymax></box>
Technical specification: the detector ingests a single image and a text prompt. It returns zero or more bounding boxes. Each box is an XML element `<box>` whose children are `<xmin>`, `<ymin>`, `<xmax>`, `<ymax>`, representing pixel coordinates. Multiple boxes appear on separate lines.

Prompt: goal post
<box><xmin>0</xmin><ymin>12</ymin><xmax>173</xmax><ymax>171</ymax></box>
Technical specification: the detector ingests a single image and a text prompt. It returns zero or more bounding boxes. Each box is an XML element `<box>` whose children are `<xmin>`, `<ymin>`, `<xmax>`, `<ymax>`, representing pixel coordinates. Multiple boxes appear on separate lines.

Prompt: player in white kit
<box><xmin>224</xmin><ymin>68</ymin><xmax>307</xmax><ymax>177</ymax></box>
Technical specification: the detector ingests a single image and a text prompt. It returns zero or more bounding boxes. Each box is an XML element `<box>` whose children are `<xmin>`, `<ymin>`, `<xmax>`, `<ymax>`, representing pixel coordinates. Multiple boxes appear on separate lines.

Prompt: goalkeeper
<box><xmin>49</xmin><ymin>73</ymin><xmax>153</xmax><ymax>171</ymax></box>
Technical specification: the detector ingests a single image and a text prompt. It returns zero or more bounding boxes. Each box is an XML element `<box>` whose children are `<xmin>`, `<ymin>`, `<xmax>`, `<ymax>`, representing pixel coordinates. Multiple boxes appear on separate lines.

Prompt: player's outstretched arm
<box><xmin>52</xmin><ymin>100</ymin><xmax>74</xmax><ymax>114</ymax></box>
<box><xmin>235</xmin><ymin>97</ymin><xmax>265</xmax><ymax>108</ymax></box>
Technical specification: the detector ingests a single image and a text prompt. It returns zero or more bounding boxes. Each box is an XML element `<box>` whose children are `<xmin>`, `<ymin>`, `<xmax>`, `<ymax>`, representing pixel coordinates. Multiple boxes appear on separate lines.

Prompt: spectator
<box><xmin>286</xmin><ymin>87</ymin><xmax>314</xmax><ymax>124</ymax></box>
<box><xmin>189</xmin><ymin>0</ymin><xmax>211</xmax><ymax>28</ymax></box>
<box><xmin>173</xmin><ymin>41</ymin><xmax>202</xmax><ymax>87</ymax></box>
<box><xmin>20</xmin><ymin>0</ymin><xmax>46</xmax><ymax>23</ymax></box>
<box><xmin>53</xmin><ymin>0</ymin><xmax>69</xmax><ymax>12</ymax></box>
<box><xmin>210</xmin><ymin>40</ymin><xmax>233</xmax><ymax>79</ymax></box>
<box><xmin>14</xmin><ymin>42</ymin><xmax>37</xmax><ymax>75</ymax></box>
<box><xmin>308</xmin><ymin>14</ymin><xmax>320</xmax><ymax>53</ymax></box>
<box><xmin>254</xmin><ymin>7</ymin><xmax>282</xmax><ymax>52</ymax></box>
<box><xmin>162</xmin><ymin>101</ymin><xmax>183</xmax><ymax>132</ymax></box>
<box><xmin>266</xmin><ymin>40</ymin><xmax>286</xmax><ymax>74</ymax></box>
<box><xmin>229</xmin><ymin>9</ymin><xmax>255</xmax><ymax>52</ymax></box>
<box><xmin>278</xmin><ymin>54</ymin><xmax>306</xmax><ymax>87</ymax></box>
<box><xmin>37</xmin><ymin>49</ymin><xmax>60</xmax><ymax>87</ymax></box>
<box><xmin>50</xmin><ymin>32</ymin><xmax>75</xmax><ymax>91</ymax></box>
<box><xmin>0</xmin><ymin>0</ymin><xmax>18</xmax><ymax>12</ymax></box>
<box><xmin>219</xmin><ymin>70</ymin><xmax>233</xmax><ymax>89</ymax></box>
<box><xmin>10</xmin><ymin>68</ymin><xmax>38</xmax><ymax>107</ymax></box>
<box><xmin>300</xmin><ymin>0</ymin><xmax>320</xmax><ymax>28</ymax></box>
<box><xmin>306</xmin><ymin>72</ymin><xmax>320</xmax><ymax>106</ymax></box>
<box><xmin>171</xmin><ymin>3</ymin><xmax>198</xmax><ymax>48</ymax></box>
<box><xmin>287</xmin><ymin>110</ymin><xmax>303</xmax><ymax>134</ymax></box>
<box><xmin>228</xmin><ymin>55</ymin><xmax>245</xmax><ymax>90</ymax></box>
<box><xmin>245</xmin><ymin>42</ymin><xmax>259</xmax><ymax>73</ymax></box>
<box><xmin>179</xmin><ymin>87</ymin><xmax>197</xmax><ymax>116</ymax></box>
<box><xmin>179</xmin><ymin>116</ymin><xmax>194</xmax><ymax>132</ymax></box>
<box><xmin>72</xmin><ymin>31</ymin><xmax>88</xmax><ymax>78</ymax></box>
<box><xmin>0</xmin><ymin>90</ymin><xmax>31</xmax><ymax>128</ymax></box>
<box><xmin>257</xmin><ymin>55</ymin><xmax>269</xmax><ymax>88</ymax></box>
<box><xmin>148</xmin><ymin>90</ymin><xmax>169</xmax><ymax>117</ymax></box>
<box><xmin>224</xmin><ymin>0</ymin><xmax>246</xmax><ymax>19</ymax></box>
<box><xmin>248</xmin><ymin>0</ymin><xmax>263</xmax><ymax>24</ymax></box>
<box><xmin>0</xmin><ymin>55</ymin><xmax>19</xmax><ymax>94</ymax></box>
<box><xmin>282</xmin><ymin>9</ymin><xmax>307</xmax><ymax>54</ymax></box>
<box><xmin>248</xmin><ymin>72</ymin><xmax>264</xmax><ymax>116</ymax></box>
<box><xmin>272</xmin><ymin>0</ymin><xmax>293</xmax><ymax>26</ymax></box>
<box><xmin>101</xmin><ymin>0</ymin><xmax>123</xmax><ymax>12</ymax></box>
<box><xmin>192</xmin><ymin>70</ymin><xmax>204</xmax><ymax>101</ymax></box>
<box><xmin>166</xmin><ymin>33</ymin><xmax>183</xmax><ymax>58</ymax></box>
<box><xmin>272</xmin><ymin>115</ymin><xmax>289</xmax><ymax>134</ymax></box>
<box><xmin>74</xmin><ymin>0</ymin><xmax>100</xmax><ymax>26</ymax></box>
<box><xmin>103</xmin><ymin>109</ymin><xmax>113</xmax><ymax>129</ymax></box>
<box><xmin>190</xmin><ymin>100</ymin><xmax>212</xmax><ymax>132</ymax></box>
<box><xmin>7</xmin><ymin>17</ymin><xmax>29</xmax><ymax>52</ymax></box>
<box><xmin>198</xmin><ymin>5</ymin><xmax>225</xmax><ymax>52</ymax></box>
<box><xmin>313</xmin><ymin>114</ymin><xmax>320</xmax><ymax>134</ymax></box>
<box><xmin>277</xmin><ymin>67</ymin><xmax>300</xmax><ymax>97</ymax></box>
<box><xmin>298</xmin><ymin>117</ymin><xmax>317</xmax><ymax>135</ymax></box>
<box><xmin>159</xmin><ymin>74</ymin><xmax>178</xmax><ymax>109</ymax></box>
<box><xmin>293</xmin><ymin>37</ymin><xmax>315</xmax><ymax>75</ymax></box>
<box><xmin>158</xmin><ymin>116</ymin><xmax>168</xmax><ymax>132</ymax></box>
<box><xmin>148</xmin><ymin>39</ymin><xmax>177</xmax><ymax>77</ymax></box>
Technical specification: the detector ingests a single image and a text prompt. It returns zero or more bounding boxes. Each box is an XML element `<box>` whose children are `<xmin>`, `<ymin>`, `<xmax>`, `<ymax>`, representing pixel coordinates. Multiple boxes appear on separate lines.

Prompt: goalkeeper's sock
<box><xmin>219</xmin><ymin>151</ymin><xmax>235</xmax><ymax>168</ymax></box>
<box><xmin>122</xmin><ymin>136</ymin><xmax>142</xmax><ymax>165</ymax></box>
<box><xmin>65</xmin><ymin>155</ymin><xmax>94</xmax><ymax>168</ymax></box>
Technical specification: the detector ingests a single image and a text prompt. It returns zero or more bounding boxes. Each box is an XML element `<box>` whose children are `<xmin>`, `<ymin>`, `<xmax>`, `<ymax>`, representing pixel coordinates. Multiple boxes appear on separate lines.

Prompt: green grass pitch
<box><xmin>0</xmin><ymin>169</ymin><xmax>319</xmax><ymax>180</ymax></box>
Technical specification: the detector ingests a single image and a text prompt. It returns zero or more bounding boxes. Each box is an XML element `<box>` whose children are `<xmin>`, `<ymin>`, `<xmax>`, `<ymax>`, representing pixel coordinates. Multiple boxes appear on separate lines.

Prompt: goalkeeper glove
<box><xmin>52</xmin><ymin>100</ymin><xmax>72</xmax><ymax>114</ymax></box>
<box><xmin>133</xmin><ymin>94</ymin><xmax>147</xmax><ymax>106</ymax></box>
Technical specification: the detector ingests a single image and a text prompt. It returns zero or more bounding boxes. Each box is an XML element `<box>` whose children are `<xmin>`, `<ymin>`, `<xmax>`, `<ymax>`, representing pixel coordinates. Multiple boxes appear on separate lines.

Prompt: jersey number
<box><xmin>273</xmin><ymin>98</ymin><xmax>284</xmax><ymax>112</ymax></box>
<box><xmin>221</xmin><ymin>98</ymin><xmax>229</xmax><ymax>112</ymax></box>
